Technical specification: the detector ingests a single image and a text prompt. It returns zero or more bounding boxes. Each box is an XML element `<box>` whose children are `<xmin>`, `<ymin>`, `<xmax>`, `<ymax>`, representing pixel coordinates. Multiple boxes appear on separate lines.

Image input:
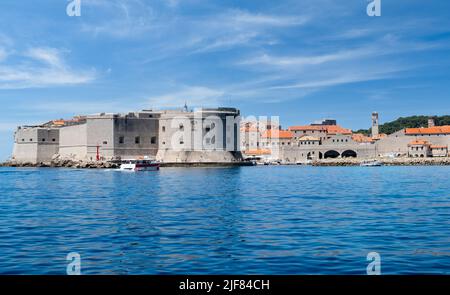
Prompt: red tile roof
<box><xmin>243</xmin><ymin>149</ymin><xmax>272</xmax><ymax>155</ymax></box>
<box><xmin>408</xmin><ymin>140</ymin><xmax>431</xmax><ymax>146</ymax></box>
<box><xmin>405</xmin><ymin>126</ymin><xmax>450</xmax><ymax>135</ymax></box>
<box><xmin>352</xmin><ymin>133</ymin><xmax>374</xmax><ymax>143</ymax></box>
<box><xmin>261</xmin><ymin>130</ymin><xmax>293</xmax><ymax>139</ymax></box>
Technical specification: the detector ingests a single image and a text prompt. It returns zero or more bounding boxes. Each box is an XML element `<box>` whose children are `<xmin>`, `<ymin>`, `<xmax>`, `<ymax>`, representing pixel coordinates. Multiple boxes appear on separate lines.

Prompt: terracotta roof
<box><xmin>408</xmin><ymin>140</ymin><xmax>431</xmax><ymax>146</ymax></box>
<box><xmin>261</xmin><ymin>130</ymin><xmax>293</xmax><ymax>139</ymax></box>
<box><xmin>243</xmin><ymin>149</ymin><xmax>272</xmax><ymax>155</ymax></box>
<box><xmin>325</xmin><ymin>125</ymin><xmax>352</xmax><ymax>135</ymax></box>
<box><xmin>352</xmin><ymin>133</ymin><xmax>374</xmax><ymax>143</ymax></box>
<box><xmin>298</xmin><ymin>136</ymin><xmax>320</xmax><ymax>141</ymax></box>
<box><xmin>405</xmin><ymin>126</ymin><xmax>450</xmax><ymax>135</ymax></box>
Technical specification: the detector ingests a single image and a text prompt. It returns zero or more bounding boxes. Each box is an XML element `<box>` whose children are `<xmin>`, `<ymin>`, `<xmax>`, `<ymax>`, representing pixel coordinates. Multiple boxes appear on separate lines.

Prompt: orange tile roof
<box><xmin>261</xmin><ymin>130</ymin><xmax>293</xmax><ymax>139</ymax></box>
<box><xmin>243</xmin><ymin>149</ymin><xmax>272</xmax><ymax>156</ymax></box>
<box><xmin>408</xmin><ymin>140</ymin><xmax>431</xmax><ymax>146</ymax></box>
<box><xmin>325</xmin><ymin>125</ymin><xmax>352</xmax><ymax>135</ymax></box>
<box><xmin>352</xmin><ymin>133</ymin><xmax>374</xmax><ymax>143</ymax></box>
<box><xmin>405</xmin><ymin>126</ymin><xmax>450</xmax><ymax>135</ymax></box>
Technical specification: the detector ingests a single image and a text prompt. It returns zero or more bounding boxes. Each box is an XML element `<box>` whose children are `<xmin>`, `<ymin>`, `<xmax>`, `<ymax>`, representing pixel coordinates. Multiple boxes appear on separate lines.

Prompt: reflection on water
<box><xmin>0</xmin><ymin>166</ymin><xmax>449</xmax><ymax>274</ymax></box>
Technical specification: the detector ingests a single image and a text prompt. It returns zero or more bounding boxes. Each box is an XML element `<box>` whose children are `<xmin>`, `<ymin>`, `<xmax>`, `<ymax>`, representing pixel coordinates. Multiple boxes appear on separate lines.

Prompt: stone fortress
<box><xmin>241</xmin><ymin>112</ymin><xmax>450</xmax><ymax>163</ymax></box>
<box><xmin>11</xmin><ymin>106</ymin><xmax>243</xmax><ymax>165</ymax></box>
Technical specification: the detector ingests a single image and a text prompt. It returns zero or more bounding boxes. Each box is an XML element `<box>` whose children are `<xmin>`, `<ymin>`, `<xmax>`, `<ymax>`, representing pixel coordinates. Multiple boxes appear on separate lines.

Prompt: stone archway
<box><xmin>324</xmin><ymin>150</ymin><xmax>340</xmax><ymax>159</ymax></box>
<box><xmin>341</xmin><ymin>150</ymin><xmax>357</xmax><ymax>158</ymax></box>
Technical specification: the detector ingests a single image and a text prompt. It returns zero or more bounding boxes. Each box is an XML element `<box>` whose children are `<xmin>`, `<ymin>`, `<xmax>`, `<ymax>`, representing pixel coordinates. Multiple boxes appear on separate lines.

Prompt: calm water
<box><xmin>0</xmin><ymin>166</ymin><xmax>449</xmax><ymax>274</ymax></box>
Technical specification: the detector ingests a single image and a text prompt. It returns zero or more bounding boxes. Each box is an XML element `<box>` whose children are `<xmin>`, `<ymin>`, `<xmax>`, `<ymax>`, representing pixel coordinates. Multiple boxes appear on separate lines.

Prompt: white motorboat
<box><xmin>360</xmin><ymin>160</ymin><xmax>383</xmax><ymax>167</ymax></box>
<box><xmin>120</xmin><ymin>159</ymin><xmax>160</xmax><ymax>171</ymax></box>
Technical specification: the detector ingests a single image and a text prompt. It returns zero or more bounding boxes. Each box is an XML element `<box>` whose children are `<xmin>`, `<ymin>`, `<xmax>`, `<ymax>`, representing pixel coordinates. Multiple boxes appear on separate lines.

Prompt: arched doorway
<box><xmin>324</xmin><ymin>150</ymin><xmax>340</xmax><ymax>159</ymax></box>
<box><xmin>341</xmin><ymin>150</ymin><xmax>357</xmax><ymax>158</ymax></box>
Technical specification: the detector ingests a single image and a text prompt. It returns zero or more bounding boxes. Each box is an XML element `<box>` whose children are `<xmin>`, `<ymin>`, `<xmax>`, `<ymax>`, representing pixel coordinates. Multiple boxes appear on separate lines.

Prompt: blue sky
<box><xmin>1</xmin><ymin>0</ymin><xmax>450</xmax><ymax>160</ymax></box>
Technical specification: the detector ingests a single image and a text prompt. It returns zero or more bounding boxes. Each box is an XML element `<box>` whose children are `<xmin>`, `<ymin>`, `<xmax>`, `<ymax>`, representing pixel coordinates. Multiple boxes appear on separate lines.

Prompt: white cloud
<box><xmin>80</xmin><ymin>0</ymin><xmax>155</xmax><ymax>38</ymax></box>
<box><xmin>0</xmin><ymin>47</ymin><xmax>96</xmax><ymax>89</ymax></box>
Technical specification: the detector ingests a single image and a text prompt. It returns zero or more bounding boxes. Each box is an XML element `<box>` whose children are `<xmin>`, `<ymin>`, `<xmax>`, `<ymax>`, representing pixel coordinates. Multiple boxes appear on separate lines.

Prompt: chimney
<box><xmin>428</xmin><ymin>117</ymin><xmax>435</xmax><ymax>128</ymax></box>
<box><xmin>371</xmin><ymin>112</ymin><xmax>379</xmax><ymax>138</ymax></box>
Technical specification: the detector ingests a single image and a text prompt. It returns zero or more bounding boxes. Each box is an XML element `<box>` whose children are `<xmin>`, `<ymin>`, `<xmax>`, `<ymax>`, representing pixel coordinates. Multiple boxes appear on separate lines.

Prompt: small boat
<box><xmin>360</xmin><ymin>160</ymin><xmax>382</xmax><ymax>167</ymax></box>
<box><xmin>120</xmin><ymin>159</ymin><xmax>160</xmax><ymax>171</ymax></box>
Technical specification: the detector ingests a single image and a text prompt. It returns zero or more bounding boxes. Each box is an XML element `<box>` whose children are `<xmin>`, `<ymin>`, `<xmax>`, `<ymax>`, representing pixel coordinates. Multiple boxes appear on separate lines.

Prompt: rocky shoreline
<box><xmin>2</xmin><ymin>157</ymin><xmax>450</xmax><ymax>168</ymax></box>
<box><xmin>0</xmin><ymin>159</ymin><xmax>119</xmax><ymax>169</ymax></box>
<box><xmin>311</xmin><ymin>157</ymin><xmax>450</xmax><ymax>166</ymax></box>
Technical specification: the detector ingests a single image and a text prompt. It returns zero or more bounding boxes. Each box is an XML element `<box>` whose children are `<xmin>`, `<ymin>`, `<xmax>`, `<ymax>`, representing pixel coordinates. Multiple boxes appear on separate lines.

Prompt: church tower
<box><xmin>372</xmin><ymin>112</ymin><xmax>379</xmax><ymax>138</ymax></box>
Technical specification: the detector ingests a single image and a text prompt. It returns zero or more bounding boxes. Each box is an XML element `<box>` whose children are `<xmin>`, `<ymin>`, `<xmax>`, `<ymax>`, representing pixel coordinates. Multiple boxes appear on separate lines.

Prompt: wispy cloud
<box><xmin>80</xmin><ymin>0</ymin><xmax>156</xmax><ymax>38</ymax></box>
<box><xmin>0</xmin><ymin>46</ymin><xmax>96</xmax><ymax>89</ymax></box>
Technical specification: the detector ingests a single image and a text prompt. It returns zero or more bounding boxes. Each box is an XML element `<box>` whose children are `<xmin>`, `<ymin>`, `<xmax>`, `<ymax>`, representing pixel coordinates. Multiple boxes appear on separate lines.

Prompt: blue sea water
<box><xmin>0</xmin><ymin>166</ymin><xmax>449</xmax><ymax>274</ymax></box>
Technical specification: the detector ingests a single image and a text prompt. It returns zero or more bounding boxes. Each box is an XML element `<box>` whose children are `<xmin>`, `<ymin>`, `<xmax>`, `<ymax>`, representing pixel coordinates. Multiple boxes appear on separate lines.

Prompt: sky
<box><xmin>0</xmin><ymin>0</ymin><xmax>450</xmax><ymax>160</ymax></box>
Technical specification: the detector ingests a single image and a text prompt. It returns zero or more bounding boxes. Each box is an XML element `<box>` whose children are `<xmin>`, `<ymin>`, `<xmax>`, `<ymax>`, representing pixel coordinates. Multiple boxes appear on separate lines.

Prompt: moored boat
<box><xmin>360</xmin><ymin>160</ymin><xmax>383</xmax><ymax>167</ymax></box>
<box><xmin>120</xmin><ymin>159</ymin><xmax>160</xmax><ymax>171</ymax></box>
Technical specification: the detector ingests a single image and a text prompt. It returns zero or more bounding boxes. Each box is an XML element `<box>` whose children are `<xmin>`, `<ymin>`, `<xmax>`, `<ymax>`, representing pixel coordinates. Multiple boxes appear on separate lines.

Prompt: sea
<box><xmin>0</xmin><ymin>166</ymin><xmax>449</xmax><ymax>274</ymax></box>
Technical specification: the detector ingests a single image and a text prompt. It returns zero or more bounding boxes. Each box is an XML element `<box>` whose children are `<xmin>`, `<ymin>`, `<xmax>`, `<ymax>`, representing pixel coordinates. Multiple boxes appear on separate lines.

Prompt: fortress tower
<box><xmin>372</xmin><ymin>112</ymin><xmax>379</xmax><ymax>138</ymax></box>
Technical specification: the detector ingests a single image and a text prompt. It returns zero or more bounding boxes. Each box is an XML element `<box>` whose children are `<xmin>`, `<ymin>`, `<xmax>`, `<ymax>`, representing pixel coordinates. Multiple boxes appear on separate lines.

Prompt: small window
<box><xmin>103</xmin><ymin>141</ymin><xmax>108</xmax><ymax>145</ymax></box>
<box><xmin>135</xmin><ymin>137</ymin><xmax>140</xmax><ymax>144</ymax></box>
<box><xmin>151</xmin><ymin>136</ymin><xmax>157</xmax><ymax>144</ymax></box>
<box><xmin>52</xmin><ymin>138</ymin><xmax>56</xmax><ymax>142</ymax></box>
<box><xmin>29</xmin><ymin>139</ymin><xmax>33</xmax><ymax>142</ymax></box>
<box><xmin>119</xmin><ymin>136</ymin><xmax>124</xmax><ymax>144</ymax></box>
<box><xmin>179</xmin><ymin>137</ymin><xmax>184</xmax><ymax>144</ymax></box>
<box><xmin>179</xmin><ymin>124</ymin><xmax>184</xmax><ymax>131</ymax></box>
<box><xmin>42</xmin><ymin>138</ymin><xmax>46</xmax><ymax>142</ymax></box>
<box><xmin>162</xmin><ymin>126</ymin><xmax>166</xmax><ymax>132</ymax></box>
<box><xmin>21</xmin><ymin>139</ymin><xmax>24</xmax><ymax>142</ymax></box>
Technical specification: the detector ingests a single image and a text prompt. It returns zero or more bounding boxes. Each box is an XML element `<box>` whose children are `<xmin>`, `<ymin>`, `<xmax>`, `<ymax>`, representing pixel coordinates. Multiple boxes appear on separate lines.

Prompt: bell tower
<box><xmin>372</xmin><ymin>112</ymin><xmax>379</xmax><ymax>138</ymax></box>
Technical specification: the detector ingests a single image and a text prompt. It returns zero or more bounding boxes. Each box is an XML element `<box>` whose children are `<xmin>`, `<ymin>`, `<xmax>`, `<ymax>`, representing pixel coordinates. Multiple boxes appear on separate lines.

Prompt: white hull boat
<box><xmin>120</xmin><ymin>160</ymin><xmax>160</xmax><ymax>171</ymax></box>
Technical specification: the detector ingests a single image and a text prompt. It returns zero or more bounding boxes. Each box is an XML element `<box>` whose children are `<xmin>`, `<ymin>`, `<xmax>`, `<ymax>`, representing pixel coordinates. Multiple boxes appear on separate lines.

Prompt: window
<box><xmin>42</xmin><ymin>138</ymin><xmax>46</xmax><ymax>142</ymax></box>
<box><xmin>179</xmin><ymin>124</ymin><xmax>184</xmax><ymax>131</ymax></box>
<box><xmin>135</xmin><ymin>137</ymin><xmax>140</xmax><ymax>144</ymax></box>
<box><xmin>162</xmin><ymin>126</ymin><xmax>166</xmax><ymax>132</ymax></box>
<box><xmin>21</xmin><ymin>139</ymin><xmax>24</xmax><ymax>142</ymax></box>
<box><xmin>52</xmin><ymin>138</ymin><xmax>56</xmax><ymax>142</ymax></box>
<box><xmin>179</xmin><ymin>137</ymin><xmax>184</xmax><ymax>145</ymax></box>
<box><xmin>151</xmin><ymin>136</ymin><xmax>157</xmax><ymax>144</ymax></box>
<box><xmin>103</xmin><ymin>141</ymin><xmax>108</xmax><ymax>145</ymax></box>
<box><xmin>119</xmin><ymin>136</ymin><xmax>124</xmax><ymax>144</ymax></box>
<box><xmin>29</xmin><ymin>139</ymin><xmax>33</xmax><ymax>142</ymax></box>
